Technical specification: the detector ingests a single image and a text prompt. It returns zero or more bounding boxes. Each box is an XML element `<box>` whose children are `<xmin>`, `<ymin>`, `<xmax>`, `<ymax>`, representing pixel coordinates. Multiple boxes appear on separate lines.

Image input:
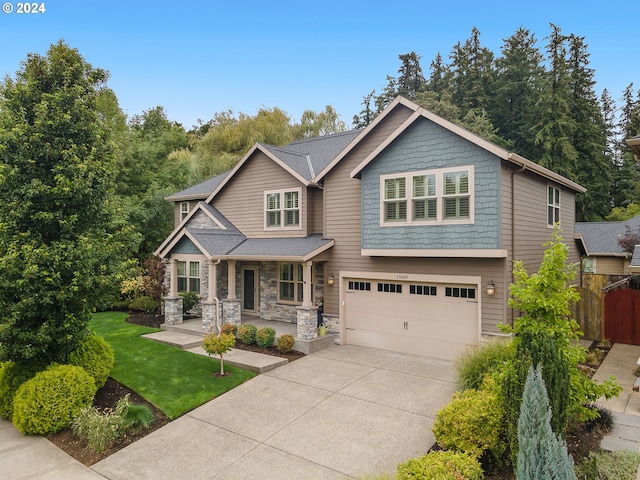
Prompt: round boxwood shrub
<box><xmin>220</xmin><ymin>323</ymin><xmax>237</xmax><ymax>336</ymax></box>
<box><xmin>0</xmin><ymin>361</ymin><xmax>41</xmax><ymax>419</ymax></box>
<box><xmin>256</xmin><ymin>327</ymin><xmax>276</xmax><ymax>348</ymax></box>
<box><xmin>12</xmin><ymin>364</ymin><xmax>96</xmax><ymax>435</ymax></box>
<box><xmin>69</xmin><ymin>335</ymin><xmax>115</xmax><ymax>388</ymax></box>
<box><xmin>238</xmin><ymin>324</ymin><xmax>257</xmax><ymax>345</ymax></box>
<box><xmin>129</xmin><ymin>295</ymin><xmax>160</xmax><ymax>313</ymax></box>
<box><xmin>396</xmin><ymin>450</ymin><xmax>483</xmax><ymax>480</ymax></box>
<box><xmin>277</xmin><ymin>334</ymin><xmax>295</xmax><ymax>354</ymax></box>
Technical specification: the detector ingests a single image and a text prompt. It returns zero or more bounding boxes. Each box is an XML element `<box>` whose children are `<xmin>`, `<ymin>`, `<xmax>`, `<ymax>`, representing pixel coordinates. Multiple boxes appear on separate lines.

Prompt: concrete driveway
<box><xmin>92</xmin><ymin>345</ymin><xmax>457</xmax><ymax>479</ymax></box>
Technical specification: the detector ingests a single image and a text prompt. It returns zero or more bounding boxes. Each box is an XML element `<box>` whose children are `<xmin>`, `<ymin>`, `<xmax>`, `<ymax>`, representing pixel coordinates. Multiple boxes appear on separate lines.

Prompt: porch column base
<box><xmin>201</xmin><ymin>301</ymin><xmax>218</xmax><ymax>333</ymax></box>
<box><xmin>297</xmin><ymin>306</ymin><xmax>319</xmax><ymax>340</ymax></box>
<box><xmin>164</xmin><ymin>297</ymin><xmax>183</xmax><ymax>325</ymax></box>
<box><xmin>221</xmin><ymin>299</ymin><xmax>241</xmax><ymax>328</ymax></box>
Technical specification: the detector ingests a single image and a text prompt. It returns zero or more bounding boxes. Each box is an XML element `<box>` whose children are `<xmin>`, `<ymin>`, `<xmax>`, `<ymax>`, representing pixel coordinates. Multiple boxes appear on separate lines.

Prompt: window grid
<box><xmin>409</xmin><ymin>284</ymin><xmax>438</xmax><ymax>296</ymax></box>
<box><xmin>180</xmin><ymin>202</ymin><xmax>189</xmax><ymax>222</ymax></box>
<box><xmin>445</xmin><ymin>287</ymin><xmax>476</xmax><ymax>299</ymax></box>
<box><xmin>278</xmin><ymin>262</ymin><xmax>309</xmax><ymax>303</ymax></box>
<box><xmin>348</xmin><ymin>281</ymin><xmax>372</xmax><ymax>291</ymax></box>
<box><xmin>265</xmin><ymin>189</ymin><xmax>301</xmax><ymax>229</ymax></box>
<box><xmin>548</xmin><ymin>186</ymin><xmax>560</xmax><ymax>226</ymax></box>
<box><xmin>377</xmin><ymin>283</ymin><xmax>403</xmax><ymax>293</ymax></box>
<box><xmin>177</xmin><ymin>260</ymin><xmax>200</xmax><ymax>293</ymax></box>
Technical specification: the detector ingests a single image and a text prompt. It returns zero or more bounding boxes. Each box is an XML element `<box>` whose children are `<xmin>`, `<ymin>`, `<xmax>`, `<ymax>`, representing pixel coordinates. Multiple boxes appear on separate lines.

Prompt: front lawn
<box><xmin>89</xmin><ymin>312</ymin><xmax>256</xmax><ymax>419</ymax></box>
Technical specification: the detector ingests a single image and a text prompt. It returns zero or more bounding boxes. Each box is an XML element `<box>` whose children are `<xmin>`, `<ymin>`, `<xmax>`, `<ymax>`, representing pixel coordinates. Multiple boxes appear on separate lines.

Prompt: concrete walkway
<box><xmin>3</xmin><ymin>342</ymin><xmax>640</xmax><ymax>479</ymax></box>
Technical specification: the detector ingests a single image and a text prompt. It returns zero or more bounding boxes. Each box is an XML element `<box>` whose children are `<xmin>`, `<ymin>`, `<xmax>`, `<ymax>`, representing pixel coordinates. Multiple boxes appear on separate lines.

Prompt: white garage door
<box><xmin>345</xmin><ymin>279</ymin><xmax>479</xmax><ymax>361</ymax></box>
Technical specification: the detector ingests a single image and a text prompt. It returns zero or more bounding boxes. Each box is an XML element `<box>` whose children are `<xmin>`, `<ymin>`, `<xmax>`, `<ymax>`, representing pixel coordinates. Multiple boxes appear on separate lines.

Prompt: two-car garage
<box><xmin>343</xmin><ymin>274</ymin><xmax>481</xmax><ymax>361</ymax></box>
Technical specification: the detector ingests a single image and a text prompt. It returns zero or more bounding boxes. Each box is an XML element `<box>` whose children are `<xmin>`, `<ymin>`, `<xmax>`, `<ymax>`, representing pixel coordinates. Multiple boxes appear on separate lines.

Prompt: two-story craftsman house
<box><xmin>155</xmin><ymin>96</ymin><xmax>584</xmax><ymax>361</ymax></box>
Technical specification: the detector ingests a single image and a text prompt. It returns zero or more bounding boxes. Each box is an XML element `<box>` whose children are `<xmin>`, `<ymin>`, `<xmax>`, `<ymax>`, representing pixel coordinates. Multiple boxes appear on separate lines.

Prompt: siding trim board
<box><xmin>361</xmin><ymin>248</ymin><xmax>508</xmax><ymax>258</ymax></box>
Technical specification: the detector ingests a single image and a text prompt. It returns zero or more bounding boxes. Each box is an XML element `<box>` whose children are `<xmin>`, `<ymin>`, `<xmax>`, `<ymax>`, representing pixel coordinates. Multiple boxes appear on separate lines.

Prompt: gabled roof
<box><xmin>575</xmin><ymin>214</ymin><xmax>640</xmax><ymax>256</ymax></box>
<box><xmin>166</xmin><ymin>171</ymin><xmax>231</xmax><ymax>201</ymax></box>
<box><xmin>630</xmin><ymin>245</ymin><xmax>640</xmax><ymax>269</ymax></box>
<box><xmin>342</xmin><ymin>97</ymin><xmax>585</xmax><ymax>193</ymax></box>
<box><xmin>205</xmin><ymin>130</ymin><xmax>361</xmax><ymax>203</ymax></box>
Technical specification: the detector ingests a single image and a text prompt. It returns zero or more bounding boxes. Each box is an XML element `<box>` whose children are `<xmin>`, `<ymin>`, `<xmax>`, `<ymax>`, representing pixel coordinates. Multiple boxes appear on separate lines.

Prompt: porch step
<box><xmin>143</xmin><ymin>331</ymin><xmax>204</xmax><ymax>350</ymax></box>
<box><xmin>161</xmin><ymin>321</ymin><xmax>206</xmax><ymax>337</ymax></box>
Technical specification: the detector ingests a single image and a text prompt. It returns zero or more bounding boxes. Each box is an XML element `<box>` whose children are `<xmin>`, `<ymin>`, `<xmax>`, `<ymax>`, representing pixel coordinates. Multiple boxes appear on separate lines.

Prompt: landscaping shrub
<box><xmin>433</xmin><ymin>386</ymin><xmax>505</xmax><ymax>461</ymax></box>
<box><xmin>584</xmin><ymin>405</ymin><xmax>614</xmax><ymax>433</ymax></box>
<box><xmin>220</xmin><ymin>323</ymin><xmax>237</xmax><ymax>336</ymax></box>
<box><xmin>129</xmin><ymin>295</ymin><xmax>160</xmax><ymax>313</ymax></box>
<box><xmin>396</xmin><ymin>450</ymin><xmax>483</xmax><ymax>480</ymax></box>
<box><xmin>68</xmin><ymin>335</ymin><xmax>115</xmax><ymax>388</ymax></box>
<box><xmin>0</xmin><ymin>361</ymin><xmax>40</xmax><ymax>419</ymax></box>
<box><xmin>277</xmin><ymin>334</ymin><xmax>295</xmax><ymax>354</ymax></box>
<box><xmin>179</xmin><ymin>291</ymin><xmax>199</xmax><ymax>314</ymax></box>
<box><xmin>574</xmin><ymin>449</ymin><xmax>640</xmax><ymax>480</ymax></box>
<box><xmin>13</xmin><ymin>364</ymin><xmax>96</xmax><ymax>435</ymax></box>
<box><xmin>455</xmin><ymin>339</ymin><xmax>515</xmax><ymax>391</ymax></box>
<box><xmin>256</xmin><ymin>327</ymin><xmax>276</xmax><ymax>348</ymax></box>
<box><xmin>203</xmin><ymin>333</ymin><xmax>236</xmax><ymax>375</ymax></box>
<box><xmin>238</xmin><ymin>324</ymin><xmax>257</xmax><ymax>345</ymax></box>
<box><xmin>72</xmin><ymin>393</ymin><xmax>154</xmax><ymax>452</ymax></box>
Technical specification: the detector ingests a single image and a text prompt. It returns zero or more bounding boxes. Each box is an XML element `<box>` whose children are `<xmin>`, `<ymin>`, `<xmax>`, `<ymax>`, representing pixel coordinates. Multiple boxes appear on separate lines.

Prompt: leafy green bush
<box><xmin>455</xmin><ymin>339</ymin><xmax>515</xmax><ymax>391</ymax></box>
<box><xmin>256</xmin><ymin>327</ymin><xmax>276</xmax><ymax>348</ymax></box>
<box><xmin>238</xmin><ymin>324</ymin><xmax>257</xmax><ymax>345</ymax></box>
<box><xmin>72</xmin><ymin>393</ymin><xmax>154</xmax><ymax>452</ymax></box>
<box><xmin>396</xmin><ymin>450</ymin><xmax>483</xmax><ymax>480</ymax></box>
<box><xmin>0</xmin><ymin>362</ymin><xmax>40</xmax><ymax>419</ymax></box>
<box><xmin>129</xmin><ymin>295</ymin><xmax>160</xmax><ymax>313</ymax></box>
<box><xmin>575</xmin><ymin>449</ymin><xmax>640</xmax><ymax>480</ymax></box>
<box><xmin>68</xmin><ymin>335</ymin><xmax>115</xmax><ymax>388</ymax></box>
<box><xmin>13</xmin><ymin>364</ymin><xmax>96</xmax><ymax>435</ymax></box>
<box><xmin>277</xmin><ymin>334</ymin><xmax>295</xmax><ymax>354</ymax></box>
<box><xmin>433</xmin><ymin>387</ymin><xmax>505</xmax><ymax>460</ymax></box>
<box><xmin>220</xmin><ymin>323</ymin><xmax>237</xmax><ymax>336</ymax></box>
<box><xmin>179</xmin><ymin>291</ymin><xmax>199</xmax><ymax>314</ymax></box>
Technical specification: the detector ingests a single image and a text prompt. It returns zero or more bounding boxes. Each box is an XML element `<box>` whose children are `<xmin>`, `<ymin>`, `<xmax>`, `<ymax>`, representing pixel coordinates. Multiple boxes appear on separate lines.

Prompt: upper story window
<box><xmin>547</xmin><ymin>185</ymin><xmax>560</xmax><ymax>227</ymax></box>
<box><xmin>180</xmin><ymin>202</ymin><xmax>189</xmax><ymax>222</ymax></box>
<box><xmin>381</xmin><ymin>166</ymin><xmax>474</xmax><ymax>226</ymax></box>
<box><xmin>265</xmin><ymin>188</ymin><xmax>301</xmax><ymax>230</ymax></box>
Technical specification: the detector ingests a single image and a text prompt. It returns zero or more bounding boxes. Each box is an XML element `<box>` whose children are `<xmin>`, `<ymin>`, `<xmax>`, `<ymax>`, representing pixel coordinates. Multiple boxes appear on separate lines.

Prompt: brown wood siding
<box><xmin>595</xmin><ymin>256</ymin><xmax>627</xmax><ymax>275</ymax></box>
<box><xmin>214</xmin><ymin>151</ymin><xmax>308</xmax><ymax>237</ymax></box>
<box><xmin>308</xmin><ymin>187</ymin><xmax>323</xmax><ymax>235</ymax></box>
<box><xmin>173</xmin><ymin>200</ymin><xmax>200</xmax><ymax>228</ymax></box>
<box><xmin>322</xmin><ymin>104</ymin><xmax>506</xmax><ymax>333</ymax></box>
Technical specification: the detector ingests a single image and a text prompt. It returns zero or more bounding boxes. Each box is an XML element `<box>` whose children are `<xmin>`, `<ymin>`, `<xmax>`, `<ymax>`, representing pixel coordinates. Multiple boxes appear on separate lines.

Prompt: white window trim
<box><xmin>264</xmin><ymin>187</ymin><xmax>302</xmax><ymax>230</ymax></box>
<box><xmin>180</xmin><ymin>202</ymin><xmax>189</xmax><ymax>222</ymax></box>
<box><xmin>176</xmin><ymin>259</ymin><xmax>201</xmax><ymax>294</ymax></box>
<box><xmin>547</xmin><ymin>185</ymin><xmax>561</xmax><ymax>228</ymax></box>
<box><xmin>277</xmin><ymin>262</ymin><xmax>309</xmax><ymax>304</ymax></box>
<box><xmin>379</xmin><ymin>166</ymin><xmax>474</xmax><ymax>226</ymax></box>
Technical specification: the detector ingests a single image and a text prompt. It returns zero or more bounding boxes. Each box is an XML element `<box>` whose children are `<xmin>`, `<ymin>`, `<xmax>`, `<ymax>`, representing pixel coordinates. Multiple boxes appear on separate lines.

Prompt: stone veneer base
<box><xmin>292</xmin><ymin>334</ymin><xmax>337</xmax><ymax>355</ymax></box>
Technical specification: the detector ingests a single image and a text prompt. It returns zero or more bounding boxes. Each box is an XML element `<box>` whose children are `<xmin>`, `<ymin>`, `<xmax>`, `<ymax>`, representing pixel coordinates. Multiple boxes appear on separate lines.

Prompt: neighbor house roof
<box><xmin>630</xmin><ymin>245</ymin><xmax>640</xmax><ymax>270</ymax></box>
<box><xmin>627</xmin><ymin>134</ymin><xmax>640</xmax><ymax>159</ymax></box>
<box><xmin>166</xmin><ymin>171</ymin><xmax>231</xmax><ymax>201</ymax></box>
<box><xmin>575</xmin><ymin>214</ymin><xmax>640</xmax><ymax>256</ymax></box>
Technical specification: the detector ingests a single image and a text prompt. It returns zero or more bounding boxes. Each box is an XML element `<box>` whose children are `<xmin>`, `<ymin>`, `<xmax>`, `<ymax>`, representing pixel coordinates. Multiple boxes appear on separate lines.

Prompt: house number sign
<box><xmin>396</xmin><ymin>274</ymin><xmax>409</xmax><ymax>280</ymax></box>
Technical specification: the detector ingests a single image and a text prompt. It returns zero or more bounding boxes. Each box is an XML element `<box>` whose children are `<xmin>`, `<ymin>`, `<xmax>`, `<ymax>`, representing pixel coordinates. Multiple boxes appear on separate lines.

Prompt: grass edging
<box><xmin>90</xmin><ymin>312</ymin><xmax>256</xmax><ymax>419</ymax></box>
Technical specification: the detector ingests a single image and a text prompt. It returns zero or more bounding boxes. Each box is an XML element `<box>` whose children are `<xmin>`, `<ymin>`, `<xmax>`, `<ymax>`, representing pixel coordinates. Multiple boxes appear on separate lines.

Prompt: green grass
<box><xmin>89</xmin><ymin>312</ymin><xmax>256</xmax><ymax>419</ymax></box>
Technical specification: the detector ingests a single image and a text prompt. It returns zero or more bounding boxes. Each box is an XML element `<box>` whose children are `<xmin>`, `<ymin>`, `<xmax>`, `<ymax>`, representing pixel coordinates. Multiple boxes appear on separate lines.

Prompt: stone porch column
<box><xmin>297</xmin><ymin>305</ymin><xmax>319</xmax><ymax>340</ymax></box>
<box><xmin>222</xmin><ymin>298</ymin><xmax>241</xmax><ymax>328</ymax></box>
<box><xmin>164</xmin><ymin>258</ymin><xmax>183</xmax><ymax>325</ymax></box>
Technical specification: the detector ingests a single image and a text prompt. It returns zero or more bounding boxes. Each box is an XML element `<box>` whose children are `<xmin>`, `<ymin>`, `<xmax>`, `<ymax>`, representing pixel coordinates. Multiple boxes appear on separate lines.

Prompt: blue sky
<box><xmin>0</xmin><ymin>0</ymin><xmax>636</xmax><ymax>129</ymax></box>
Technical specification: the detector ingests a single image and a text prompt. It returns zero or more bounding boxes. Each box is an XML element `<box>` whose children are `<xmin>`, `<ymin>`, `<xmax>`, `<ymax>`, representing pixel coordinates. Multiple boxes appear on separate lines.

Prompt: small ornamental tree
<box><xmin>516</xmin><ymin>365</ymin><xmax>576</xmax><ymax>480</ymax></box>
<box><xmin>203</xmin><ymin>333</ymin><xmax>236</xmax><ymax>376</ymax></box>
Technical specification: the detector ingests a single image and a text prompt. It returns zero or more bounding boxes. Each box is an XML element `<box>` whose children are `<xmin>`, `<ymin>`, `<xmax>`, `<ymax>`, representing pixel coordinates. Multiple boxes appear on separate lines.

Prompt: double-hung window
<box><xmin>278</xmin><ymin>263</ymin><xmax>307</xmax><ymax>303</ymax></box>
<box><xmin>177</xmin><ymin>260</ymin><xmax>200</xmax><ymax>293</ymax></box>
<box><xmin>180</xmin><ymin>202</ymin><xmax>189</xmax><ymax>222</ymax></box>
<box><xmin>265</xmin><ymin>188</ymin><xmax>301</xmax><ymax>229</ymax></box>
<box><xmin>547</xmin><ymin>186</ymin><xmax>560</xmax><ymax>226</ymax></box>
<box><xmin>381</xmin><ymin>166</ymin><xmax>473</xmax><ymax>225</ymax></box>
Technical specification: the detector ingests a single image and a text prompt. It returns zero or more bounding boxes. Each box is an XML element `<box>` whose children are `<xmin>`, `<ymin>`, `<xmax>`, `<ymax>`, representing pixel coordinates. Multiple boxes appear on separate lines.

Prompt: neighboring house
<box><xmin>628</xmin><ymin>134</ymin><xmax>640</xmax><ymax>161</ymax></box>
<box><xmin>575</xmin><ymin>215</ymin><xmax>640</xmax><ymax>276</ymax></box>
<box><xmin>155</xmin><ymin>96</ymin><xmax>585</xmax><ymax>361</ymax></box>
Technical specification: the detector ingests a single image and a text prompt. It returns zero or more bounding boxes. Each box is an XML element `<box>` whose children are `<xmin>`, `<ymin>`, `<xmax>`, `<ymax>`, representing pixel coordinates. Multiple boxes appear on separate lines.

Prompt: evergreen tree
<box><xmin>426</xmin><ymin>52</ymin><xmax>449</xmax><ymax>95</ymax></box>
<box><xmin>516</xmin><ymin>365</ymin><xmax>576</xmax><ymax>480</ymax></box>
<box><xmin>352</xmin><ymin>89</ymin><xmax>376</xmax><ymax>128</ymax></box>
<box><xmin>0</xmin><ymin>41</ymin><xmax>137</xmax><ymax>367</ymax></box>
<box><xmin>492</xmin><ymin>27</ymin><xmax>545</xmax><ymax>159</ymax></box>
<box><xmin>397</xmin><ymin>52</ymin><xmax>425</xmax><ymax>99</ymax></box>
<box><xmin>615</xmin><ymin>84</ymin><xmax>640</xmax><ymax>206</ymax></box>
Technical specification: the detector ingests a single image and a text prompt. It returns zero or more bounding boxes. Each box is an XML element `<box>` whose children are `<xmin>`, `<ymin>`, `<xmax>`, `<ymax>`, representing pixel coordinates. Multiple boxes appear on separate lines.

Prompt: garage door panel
<box><xmin>345</xmin><ymin>278</ymin><xmax>478</xmax><ymax>361</ymax></box>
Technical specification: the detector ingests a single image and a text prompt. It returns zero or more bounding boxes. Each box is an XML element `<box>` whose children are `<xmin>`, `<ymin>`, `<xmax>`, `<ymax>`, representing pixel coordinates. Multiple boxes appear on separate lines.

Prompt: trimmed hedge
<box><xmin>256</xmin><ymin>327</ymin><xmax>276</xmax><ymax>348</ymax></box>
<box><xmin>0</xmin><ymin>361</ymin><xmax>40</xmax><ymax>419</ymax></box>
<box><xmin>238</xmin><ymin>324</ymin><xmax>257</xmax><ymax>345</ymax></box>
<box><xmin>69</xmin><ymin>335</ymin><xmax>115</xmax><ymax>388</ymax></box>
<box><xmin>396</xmin><ymin>450</ymin><xmax>483</xmax><ymax>480</ymax></box>
<box><xmin>277</xmin><ymin>334</ymin><xmax>295</xmax><ymax>354</ymax></box>
<box><xmin>12</xmin><ymin>364</ymin><xmax>96</xmax><ymax>435</ymax></box>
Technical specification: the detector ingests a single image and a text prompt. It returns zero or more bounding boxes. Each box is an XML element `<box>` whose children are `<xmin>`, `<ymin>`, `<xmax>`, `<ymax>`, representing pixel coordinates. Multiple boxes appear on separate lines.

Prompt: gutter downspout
<box><xmin>510</xmin><ymin>160</ymin><xmax>526</xmax><ymax>327</ymax></box>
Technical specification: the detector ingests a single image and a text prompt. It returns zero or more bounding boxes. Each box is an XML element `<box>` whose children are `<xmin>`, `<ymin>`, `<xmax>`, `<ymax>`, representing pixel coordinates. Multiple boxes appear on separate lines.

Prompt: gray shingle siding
<box><xmin>360</xmin><ymin>118</ymin><xmax>500</xmax><ymax>250</ymax></box>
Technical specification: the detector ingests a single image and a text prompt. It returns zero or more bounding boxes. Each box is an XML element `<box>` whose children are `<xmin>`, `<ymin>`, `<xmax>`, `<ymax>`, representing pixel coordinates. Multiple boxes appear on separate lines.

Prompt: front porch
<box><xmin>159</xmin><ymin>316</ymin><xmax>336</xmax><ymax>355</ymax></box>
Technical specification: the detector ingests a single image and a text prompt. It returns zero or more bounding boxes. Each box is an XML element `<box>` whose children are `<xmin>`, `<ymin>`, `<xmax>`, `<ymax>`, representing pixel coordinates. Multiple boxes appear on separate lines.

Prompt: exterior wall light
<box><xmin>486</xmin><ymin>280</ymin><xmax>496</xmax><ymax>296</ymax></box>
<box><xmin>327</xmin><ymin>272</ymin><xmax>335</xmax><ymax>286</ymax></box>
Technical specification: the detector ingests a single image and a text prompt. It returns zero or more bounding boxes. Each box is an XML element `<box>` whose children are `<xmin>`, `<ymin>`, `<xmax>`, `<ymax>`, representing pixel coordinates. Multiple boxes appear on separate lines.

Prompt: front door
<box><xmin>242</xmin><ymin>268</ymin><xmax>258</xmax><ymax>314</ymax></box>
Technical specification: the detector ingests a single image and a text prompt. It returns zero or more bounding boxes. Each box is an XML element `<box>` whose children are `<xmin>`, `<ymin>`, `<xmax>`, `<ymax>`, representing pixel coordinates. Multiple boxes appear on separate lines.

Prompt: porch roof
<box><xmin>178</xmin><ymin>229</ymin><xmax>334</xmax><ymax>262</ymax></box>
